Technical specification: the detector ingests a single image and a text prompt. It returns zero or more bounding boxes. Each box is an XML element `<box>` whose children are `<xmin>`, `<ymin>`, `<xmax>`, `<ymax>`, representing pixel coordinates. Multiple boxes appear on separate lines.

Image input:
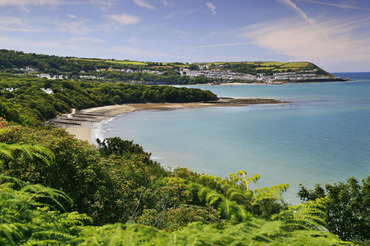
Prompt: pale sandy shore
<box><xmin>57</xmin><ymin>98</ymin><xmax>285</xmax><ymax>145</ymax></box>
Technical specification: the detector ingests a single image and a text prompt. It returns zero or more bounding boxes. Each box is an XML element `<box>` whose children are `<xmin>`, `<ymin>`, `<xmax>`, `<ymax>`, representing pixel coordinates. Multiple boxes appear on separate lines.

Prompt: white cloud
<box><xmin>162</xmin><ymin>0</ymin><xmax>168</xmax><ymax>6</ymax></box>
<box><xmin>108</xmin><ymin>14</ymin><xmax>140</xmax><ymax>25</ymax></box>
<box><xmin>67</xmin><ymin>14</ymin><xmax>77</xmax><ymax>19</ymax></box>
<box><xmin>134</xmin><ymin>0</ymin><xmax>155</xmax><ymax>10</ymax></box>
<box><xmin>206</xmin><ymin>2</ymin><xmax>216</xmax><ymax>14</ymax></box>
<box><xmin>241</xmin><ymin>16</ymin><xmax>370</xmax><ymax>71</ymax></box>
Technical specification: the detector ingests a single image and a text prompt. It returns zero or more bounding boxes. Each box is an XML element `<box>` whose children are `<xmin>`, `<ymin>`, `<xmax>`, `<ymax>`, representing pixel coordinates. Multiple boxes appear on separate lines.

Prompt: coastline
<box><xmin>54</xmin><ymin>98</ymin><xmax>285</xmax><ymax>144</ymax></box>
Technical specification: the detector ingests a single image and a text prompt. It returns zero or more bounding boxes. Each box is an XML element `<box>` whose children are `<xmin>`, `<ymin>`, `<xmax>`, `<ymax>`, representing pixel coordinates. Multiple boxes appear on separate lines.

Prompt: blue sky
<box><xmin>0</xmin><ymin>0</ymin><xmax>369</xmax><ymax>72</ymax></box>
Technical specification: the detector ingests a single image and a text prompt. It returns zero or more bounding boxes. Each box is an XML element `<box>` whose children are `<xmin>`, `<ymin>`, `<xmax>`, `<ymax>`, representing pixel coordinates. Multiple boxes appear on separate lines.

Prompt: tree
<box><xmin>298</xmin><ymin>176</ymin><xmax>370</xmax><ymax>243</ymax></box>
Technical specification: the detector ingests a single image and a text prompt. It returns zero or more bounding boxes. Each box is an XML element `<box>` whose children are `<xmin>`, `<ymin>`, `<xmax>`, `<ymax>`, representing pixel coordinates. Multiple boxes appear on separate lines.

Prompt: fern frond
<box><xmin>252</xmin><ymin>183</ymin><xmax>289</xmax><ymax>205</ymax></box>
<box><xmin>21</xmin><ymin>184</ymin><xmax>73</xmax><ymax>211</ymax></box>
<box><xmin>0</xmin><ymin>145</ymin><xmax>13</xmax><ymax>160</ymax></box>
<box><xmin>0</xmin><ymin>142</ymin><xmax>55</xmax><ymax>169</ymax></box>
<box><xmin>0</xmin><ymin>175</ymin><xmax>29</xmax><ymax>187</ymax></box>
<box><xmin>0</xmin><ymin>223</ymin><xmax>23</xmax><ymax>245</ymax></box>
<box><xmin>280</xmin><ymin>198</ymin><xmax>327</xmax><ymax>231</ymax></box>
<box><xmin>30</xmin><ymin>145</ymin><xmax>55</xmax><ymax>164</ymax></box>
<box><xmin>30</xmin><ymin>230</ymin><xmax>76</xmax><ymax>240</ymax></box>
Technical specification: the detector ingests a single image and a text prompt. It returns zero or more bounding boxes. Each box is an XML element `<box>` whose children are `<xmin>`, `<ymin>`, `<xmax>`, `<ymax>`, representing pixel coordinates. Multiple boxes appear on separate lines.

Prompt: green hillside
<box><xmin>0</xmin><ymin>49</ymin><xmax>341</xmax><ymax>84</ymax></box>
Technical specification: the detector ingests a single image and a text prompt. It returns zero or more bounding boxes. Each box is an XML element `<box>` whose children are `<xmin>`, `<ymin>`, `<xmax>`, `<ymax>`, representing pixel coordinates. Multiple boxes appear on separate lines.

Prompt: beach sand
<box><xmin>63</xmin><ymin>102</ymin><xmax>222</xmax><ymax>144</ymax></box>
<box><xmin>59</xmin><ymin>98</ymin><xmax>285</xmax><ymax>144</ymax></box>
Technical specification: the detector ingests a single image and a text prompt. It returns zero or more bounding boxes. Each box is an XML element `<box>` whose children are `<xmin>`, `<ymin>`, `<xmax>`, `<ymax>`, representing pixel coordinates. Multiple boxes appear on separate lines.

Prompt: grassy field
<box><xmin>70</xmin><ymin>58</ymin><xmax>148</xmax><ymax>66</ymax></box>
<box><xmin>280</xmin><ymin>62</ymin><xmax>310</xmax><ymax>68</ymax></box>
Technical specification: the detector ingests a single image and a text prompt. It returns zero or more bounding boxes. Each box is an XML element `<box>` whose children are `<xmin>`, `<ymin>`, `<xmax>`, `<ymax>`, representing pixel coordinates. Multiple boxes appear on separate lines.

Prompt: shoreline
<box><xmin>51</xmin><ymin>98</ymin><xmax>286</xmax><ymax>144</ymax></box>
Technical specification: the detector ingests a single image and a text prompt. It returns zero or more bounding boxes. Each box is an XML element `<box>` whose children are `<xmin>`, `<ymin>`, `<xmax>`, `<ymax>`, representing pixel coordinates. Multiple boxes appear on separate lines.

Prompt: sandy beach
<box><xmin>56</xmin><ymin>98</ymin><xmax>284</xmax><ymax>144</ymax></box>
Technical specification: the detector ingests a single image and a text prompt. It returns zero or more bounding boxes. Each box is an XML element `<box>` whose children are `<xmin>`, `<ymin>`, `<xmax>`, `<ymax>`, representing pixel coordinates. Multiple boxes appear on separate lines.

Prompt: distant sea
<box><xmin>93</xmin><ymin>72</ymin><xmax>370</xmax><ymax>204</ymax></box>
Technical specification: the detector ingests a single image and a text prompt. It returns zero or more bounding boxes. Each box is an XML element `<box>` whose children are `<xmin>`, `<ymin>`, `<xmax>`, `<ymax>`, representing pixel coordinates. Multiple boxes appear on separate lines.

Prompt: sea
<box><xmin>92</xmin><ymin>72</ymin><xmax>370</xmax><ymax>204</ymax></box>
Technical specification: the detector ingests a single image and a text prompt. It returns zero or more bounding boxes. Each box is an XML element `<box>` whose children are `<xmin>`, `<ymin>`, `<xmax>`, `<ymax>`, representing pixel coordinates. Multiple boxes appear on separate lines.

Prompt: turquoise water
<box><xmin>93</xmin><ymin>73</ymin><xmax>370</xmax><ymax>204</ymax></box>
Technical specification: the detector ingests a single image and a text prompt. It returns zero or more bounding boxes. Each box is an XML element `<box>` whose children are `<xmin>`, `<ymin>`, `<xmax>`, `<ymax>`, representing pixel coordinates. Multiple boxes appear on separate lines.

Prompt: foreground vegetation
<box><xmin>1</xmin><ymin>118</ymin><xmax>368</xmax><ymax>245</ymax></box>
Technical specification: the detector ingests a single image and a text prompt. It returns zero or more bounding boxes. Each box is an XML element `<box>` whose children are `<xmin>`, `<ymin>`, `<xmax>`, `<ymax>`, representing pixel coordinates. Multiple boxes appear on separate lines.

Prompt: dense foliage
<box><xmin>298</xmin><ymin>177</ymin><xmax>370</xmax><ymax>244</ymax></box>
<box><xmin>0</xmin><ymin>117</ymin><xmax>355</xmax><ymax>245</ymax></box>
<box><xmin>0</xmin><ymin>74</ymin><xmax>217</xmax><ymax>125</ymax></box>
<box><xmin>0</xmin><ymin>175</ymin><xmax>348</xmax><ymax>245</ymax></box>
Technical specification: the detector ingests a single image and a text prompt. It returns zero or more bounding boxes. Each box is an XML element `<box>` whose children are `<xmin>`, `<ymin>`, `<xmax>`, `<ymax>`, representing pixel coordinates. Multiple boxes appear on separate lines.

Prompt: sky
<box><xmin>0</xmin><ymin>0</ymin><xmax>370</xmax><ymax>72</ymax></box>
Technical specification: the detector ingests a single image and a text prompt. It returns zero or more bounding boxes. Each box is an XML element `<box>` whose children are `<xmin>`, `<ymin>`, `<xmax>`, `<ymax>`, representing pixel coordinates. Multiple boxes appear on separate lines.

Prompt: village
<box><xmin>13</xmin><ymin>65</ymin><xmax>340</xmax><ymax>84</ymax></box>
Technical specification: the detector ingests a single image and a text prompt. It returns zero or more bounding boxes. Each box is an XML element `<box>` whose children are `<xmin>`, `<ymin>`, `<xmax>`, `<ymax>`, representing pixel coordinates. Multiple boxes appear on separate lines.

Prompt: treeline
<box><xmin>1</xmin><ymin>118</ymin><xmax>364</xmax><ymax>244</ymax></box>
<box><xmin>0</xmin><ymin>74</ymin><xmax>217</xmax><ymax>125</ymax></box>
<box><xmin>101</xmin><ymin>71</ymin><xmax>212</xmax><ymax>85</ymax></box>
<box><xmin>0</xmin><ymin>49</ymin><xmax>144</xmax><ymax>75</ymax></box>
<box><xmin>0</xmin><ymin>49</ymin><xmax>215</xmax><ymax>84</ymax></box>
<box><xmin>221</xmin><ymin>62</ymin><xmax>331</xmax><ymax>76</ymax></box>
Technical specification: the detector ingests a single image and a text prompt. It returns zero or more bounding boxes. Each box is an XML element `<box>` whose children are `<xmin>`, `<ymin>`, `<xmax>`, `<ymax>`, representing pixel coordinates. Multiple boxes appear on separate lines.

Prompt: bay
<box><xmin>93</xmin><ymin>72</ymin><xmax>370</xmax><ymax>204</ymax></box>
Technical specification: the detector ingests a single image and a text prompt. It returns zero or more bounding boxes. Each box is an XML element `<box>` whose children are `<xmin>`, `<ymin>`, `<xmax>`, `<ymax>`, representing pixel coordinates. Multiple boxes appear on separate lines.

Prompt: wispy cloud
<box><xmin>69</xmin><ymin>37</ymin><xmax>104</xmax><ymax>43</ymax></box>
<box><xmin>114</xmin><ymin>47</ymin><xmax>176</xmax><ymax>59</ymax></box>
<box><xmin>0</xmin><ymin>0</ymin><xmax>60</xmax><ymax>12</ymax></box>
<box><xmin>0</xmin><ymin>16</ymin><xmax>47</xmax><ymax>32</ymax></box>
<box><xmin>108</xmin><ymin>13</ymin><xmax>140</xmax><ymax>25</ymax></box>
<box><xmin>57</xmin><ymin>18</ymin><xmax>91</xmax><ymax>34</ymax></box>
<box><xmin>206</xmin><ymin>2</ymin><xmax>216</xmax><ymax>14</ymax></box>
<box><xmin>178</xmin><ymin>42</ymin><xmax>251</xmax><ymax>50</ymax></box>
<box><xmin>184</xmin><ymin>9</ymin><xmax>195</xmax><ymax>15</ymax></box>
<box><xmin>277</xmin><ymin>0</ymin><xmax>315</xmax><ymax>25</ymax></box>
<box><xmin>134</xmin><ymin>0</ymin><xmax>155</xmax><ymax>10</ymax></box>
<box><xmin>296</xmin><ymin>0</ymin><xmax>370</xmax><ymax>11</ymax></box>
<box><xmin>0</xmin><ymin>36</ymin><xmax>61</xmax><ymax>49</ymax></box>
<box><xmin>0</xmin><ymin>0</ymin><xmax>81</xmax><ymax>12</ymax></box>
<box><xmin>173</xmin><ymin>29</ymin><xmax>190</xmax><ymax>41</ymax></box>
<box><xmin>128</xmin><ymin>37</ymin><xmax>142</xmax><ymax>45</ymax></box>
<box><xmin>89</xmin><ymin>0</ymin><xmax>116</xmax><ymax>11</ymax></box>
<box><xmin>162</xmin><ymin>0</ymin><xmax>168</xmax><ymax>6</ymax></box>
<box><xmin>164</xmin><ymin>12</ymin><xmax>176</xmax><ymax>19</ymax></box>
<box><xmin>241</xmin><ymin>16</ymin><xmax>370</xmax><ymax>70</ymax></box>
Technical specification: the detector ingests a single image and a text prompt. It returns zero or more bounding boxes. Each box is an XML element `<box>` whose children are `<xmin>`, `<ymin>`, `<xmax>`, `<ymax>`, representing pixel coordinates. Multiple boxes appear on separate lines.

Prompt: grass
<box><xmin>259</xmin><ymin>61</ymin><xmax>285</xmax><ymax>66</ymax></box>
<box><xmin>70</xmin><ymin>58</ymin><xmax>148</xmax><ymax>66</ymax></box>
<box><xmin>280</xmin><ymin>62</ymin><xmax>310</xmax><ymax>68</ymax></box>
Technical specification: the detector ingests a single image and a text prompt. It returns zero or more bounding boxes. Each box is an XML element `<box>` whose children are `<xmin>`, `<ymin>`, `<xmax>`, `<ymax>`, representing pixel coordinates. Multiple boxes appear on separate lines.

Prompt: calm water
<box><xmin>93</xmin><ymin>72</ymin><xmax>370</xmax><ymax>204</ymax></box>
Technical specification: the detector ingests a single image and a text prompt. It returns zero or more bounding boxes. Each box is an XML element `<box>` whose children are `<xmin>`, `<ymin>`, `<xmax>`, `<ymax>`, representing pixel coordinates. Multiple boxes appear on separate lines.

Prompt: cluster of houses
<box><xmin>179</xmin><ymin>68</ymin><xmax>265</xmax><ymax>82</ymax></box>
<box><xmin>273</xmin><ymin>72</ymin><xmax>331</xmax><ymax>81</ymax></box>
<box><xmin>4</xmin><ymin>87</ymin><xmax>53</xmax><ymax>95</ymax></box>
<box><xmin>179</xmin><ymin>67</ymin><xmax>338</xmax><ymax>83</ymax></box>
